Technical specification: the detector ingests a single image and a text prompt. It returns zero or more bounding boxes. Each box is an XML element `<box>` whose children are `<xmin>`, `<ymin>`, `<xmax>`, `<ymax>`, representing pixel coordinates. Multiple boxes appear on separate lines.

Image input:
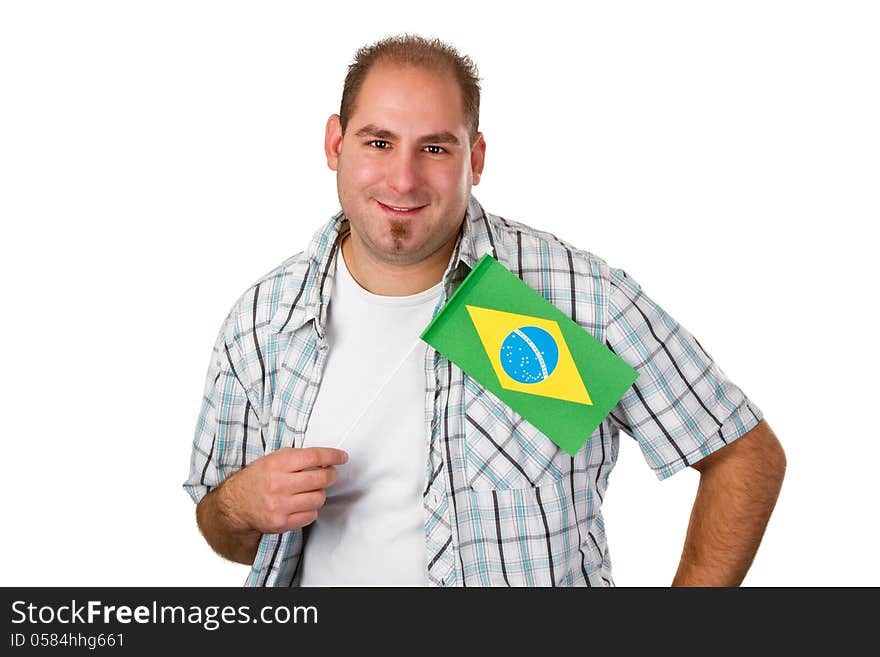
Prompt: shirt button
<box><xmin>431</xmin><ymin>491</ymin><xmax>441</xmax><ymax>505</ymax></box>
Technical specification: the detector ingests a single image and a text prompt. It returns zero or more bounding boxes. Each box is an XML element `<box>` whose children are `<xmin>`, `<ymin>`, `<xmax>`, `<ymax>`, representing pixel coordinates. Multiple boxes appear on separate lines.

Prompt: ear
<box><xmin>470</xmin><ymin>132</ymin><xmax>486</xmax><ymax>185</ymax></box>
<box><xmin>325</xmin><ymin>114</ymin><xmax>343</xmax><ymax>171</ymax></box>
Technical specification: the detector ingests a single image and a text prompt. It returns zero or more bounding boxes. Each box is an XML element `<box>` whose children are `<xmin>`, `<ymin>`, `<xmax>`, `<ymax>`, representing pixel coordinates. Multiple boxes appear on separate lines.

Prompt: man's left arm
<box><xmin>672</xmin><ymin>419</ymin><xmax>786</xmax><ymax>586</ymax></box>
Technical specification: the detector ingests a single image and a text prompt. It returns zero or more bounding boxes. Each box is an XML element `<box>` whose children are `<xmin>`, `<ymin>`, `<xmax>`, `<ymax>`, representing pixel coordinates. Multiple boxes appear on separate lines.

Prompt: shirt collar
<box><xmin>269</xmin><ymin>194</ymin><xmax>498</xmax><ymax>337</ymax></box>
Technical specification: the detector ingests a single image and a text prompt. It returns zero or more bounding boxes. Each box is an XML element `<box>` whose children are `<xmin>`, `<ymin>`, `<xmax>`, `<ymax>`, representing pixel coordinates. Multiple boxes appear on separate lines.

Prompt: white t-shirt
<box><xmin>298</xmin><ymin>247</ymin><xmax>443</xmax><ymax>586</ymax></box>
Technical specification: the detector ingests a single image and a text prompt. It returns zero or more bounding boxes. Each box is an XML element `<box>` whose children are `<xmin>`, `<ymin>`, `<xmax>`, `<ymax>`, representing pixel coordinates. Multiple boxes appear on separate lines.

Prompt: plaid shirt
<box><xmin>184</xmin><ymin>195</ymin><xmax>764</xmax><ymax>587</ymax></box>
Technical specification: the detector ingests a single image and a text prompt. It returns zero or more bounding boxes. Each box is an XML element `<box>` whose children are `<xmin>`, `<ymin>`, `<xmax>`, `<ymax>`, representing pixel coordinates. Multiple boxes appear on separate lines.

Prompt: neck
<box><xmin>340</xmin><ymin>231</ymin><xmax>456</xmax><ymax>296</ymax></box>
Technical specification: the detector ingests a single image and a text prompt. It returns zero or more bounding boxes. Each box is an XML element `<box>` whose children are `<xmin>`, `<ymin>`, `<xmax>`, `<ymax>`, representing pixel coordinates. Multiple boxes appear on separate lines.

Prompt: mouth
<box><xmin>375</xmin><ymin>199</ymin><xmax>427</xmax><ymax>217</ymax></box>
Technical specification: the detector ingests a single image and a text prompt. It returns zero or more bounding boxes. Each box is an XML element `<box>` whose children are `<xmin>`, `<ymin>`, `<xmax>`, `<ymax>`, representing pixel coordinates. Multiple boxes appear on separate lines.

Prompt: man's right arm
<box><xmin>194</xmin><ymin>447</ymin><xmax>348</xmax><ymax>566</ymax></box>
<box><xmin>185</xmin><ymin>310</ymin><xmax>347</xmax><ymax>565</ymax></box>
<box><xmin>196</xmin><ymin>476</ymin><xmax>262</xmax><ymax>565</ymax></box>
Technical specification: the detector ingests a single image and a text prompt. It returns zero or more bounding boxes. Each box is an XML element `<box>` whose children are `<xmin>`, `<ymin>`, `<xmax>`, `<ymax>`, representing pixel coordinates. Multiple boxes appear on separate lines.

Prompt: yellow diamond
<box><xmin>465</xmin><ymin>305</ymin><xmax>592</xmax><ymax>405</ymax></box>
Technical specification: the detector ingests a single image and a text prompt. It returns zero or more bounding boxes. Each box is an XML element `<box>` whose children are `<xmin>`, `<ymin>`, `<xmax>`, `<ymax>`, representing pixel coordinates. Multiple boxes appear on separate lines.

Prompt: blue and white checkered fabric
<box><xmin>184</xmin><ymin>195</ymin><xmax>763</xmax><ymax>587</ymax></box>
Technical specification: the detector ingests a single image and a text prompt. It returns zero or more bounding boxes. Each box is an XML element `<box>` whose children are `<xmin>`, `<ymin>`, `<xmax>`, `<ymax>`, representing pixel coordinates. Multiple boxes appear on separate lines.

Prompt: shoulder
<box><xmin>485</xmin><ymin>211</ymin><xmax>625</xmax><ymax>305</ymax></box>
<box><xmin>478</xmin><ymin>211</ymin><xmax>631</xmax><ymax>335</ymax></box>
<box><xmin>217</xmin><ymin>250</ymin><xmax>311</xmax><ymax>356</ymax></box>
<box><xmin>488</xmin><ymin>211</ymin><xmax>616</xmax><ymax>279</ymax></box>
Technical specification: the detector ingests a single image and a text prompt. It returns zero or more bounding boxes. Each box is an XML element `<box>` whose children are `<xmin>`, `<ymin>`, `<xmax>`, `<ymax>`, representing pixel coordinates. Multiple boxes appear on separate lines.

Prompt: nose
<box><xmin>385</xmin><ymin>148</ymin><xmax>422</xmax><ymax>197</ymax></box>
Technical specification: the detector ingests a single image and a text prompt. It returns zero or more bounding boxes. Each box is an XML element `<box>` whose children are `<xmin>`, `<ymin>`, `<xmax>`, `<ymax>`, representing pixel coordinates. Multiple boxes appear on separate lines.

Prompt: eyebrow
<box><xmin>353</xmin><ymin>124</ymin><xmax>461</xmax><ymax>146</ymax></box>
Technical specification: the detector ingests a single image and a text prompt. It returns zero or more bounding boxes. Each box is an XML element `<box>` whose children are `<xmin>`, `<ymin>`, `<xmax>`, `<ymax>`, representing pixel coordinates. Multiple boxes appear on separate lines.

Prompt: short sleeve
<box><xmin>605</xmin><ymin>267</ymin><xmax>764</xmax><ymax>480</ymax></box>
<box><xmin>182</xmin><ymin>317</ymin><xmax>263</xmax><ymax>504</ymax></box>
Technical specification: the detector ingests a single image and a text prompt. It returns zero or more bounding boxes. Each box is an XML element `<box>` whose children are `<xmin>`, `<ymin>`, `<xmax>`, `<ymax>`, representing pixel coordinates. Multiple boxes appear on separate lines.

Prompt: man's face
<box><xmin>325</xmin><ymin>63</ymin><xmax>485</xmax><ymax>267</ymax></box>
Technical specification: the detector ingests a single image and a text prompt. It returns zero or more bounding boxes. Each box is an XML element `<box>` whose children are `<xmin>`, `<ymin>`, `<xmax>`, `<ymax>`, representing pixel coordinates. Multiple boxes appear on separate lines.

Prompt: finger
<box><xmin>279</xmin><ymin>447</ymin><xmax>349</xmax><ymax>471</ymax></box>
<box><xmin>287</xmin><ymin>466</ymin><xmax>338</xmax><ymax>494</ymax></box>
<box><xmin>283</xmin><ymin>510</ymin><xmax>319</xmax><ymax>532</ymax></box>
<box><xmin>260</xmin><ymin>491</ymin><xmax>326</xmax><ymax>533</ymax></box>
<box><xmin>286</xmin><ymin>489</ymin><xmax>327</xmax><ymax>514</ymax></box>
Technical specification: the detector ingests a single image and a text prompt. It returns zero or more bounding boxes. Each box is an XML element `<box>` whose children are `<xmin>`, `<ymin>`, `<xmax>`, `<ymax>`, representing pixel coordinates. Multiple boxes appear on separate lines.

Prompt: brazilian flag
<box><xmin>420</xmin><ymin>254</ymin><xmax>639</xmax><ymax>456</ymax></box>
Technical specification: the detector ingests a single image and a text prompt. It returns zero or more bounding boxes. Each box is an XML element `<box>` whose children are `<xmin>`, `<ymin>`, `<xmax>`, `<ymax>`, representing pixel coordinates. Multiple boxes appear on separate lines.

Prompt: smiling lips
<box><xmin>376</xmin><ymin>199</ymin><xmax>427</xmax><ymax>215</ymax></box>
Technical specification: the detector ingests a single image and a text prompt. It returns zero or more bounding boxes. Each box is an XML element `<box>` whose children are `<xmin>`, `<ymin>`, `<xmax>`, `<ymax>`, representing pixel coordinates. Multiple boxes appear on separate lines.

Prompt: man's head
<box><xmin>339</xmin><ymin>35</ymin><xmax>481</xmax><ymax>148</ymax></box>
<box><xmin>324</xmin><ymin>34</ymin><xmax>486</xmax><ymax>270</ymax></box>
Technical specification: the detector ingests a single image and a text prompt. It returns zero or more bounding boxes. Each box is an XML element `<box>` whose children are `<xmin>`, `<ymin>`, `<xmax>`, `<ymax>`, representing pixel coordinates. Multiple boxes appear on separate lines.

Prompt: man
<box><xmin>184</xmin><ymin>35</ymin><xmax>786</xmax><ymax>587</ymax></box>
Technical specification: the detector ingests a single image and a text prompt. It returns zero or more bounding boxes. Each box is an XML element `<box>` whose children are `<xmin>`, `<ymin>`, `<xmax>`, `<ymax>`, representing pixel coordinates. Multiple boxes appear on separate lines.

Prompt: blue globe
<box><xmin>500</xmin><ymin>326</ymin><xmax>559</xmax><ymax>384</ymax></box>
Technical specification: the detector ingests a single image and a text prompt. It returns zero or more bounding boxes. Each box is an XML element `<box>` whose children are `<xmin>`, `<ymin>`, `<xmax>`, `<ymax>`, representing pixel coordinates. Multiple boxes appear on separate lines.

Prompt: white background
<box><xmin>2</xmin><ymin>1</ymin><xmax>877</xmax><ymax>587</ymax></box>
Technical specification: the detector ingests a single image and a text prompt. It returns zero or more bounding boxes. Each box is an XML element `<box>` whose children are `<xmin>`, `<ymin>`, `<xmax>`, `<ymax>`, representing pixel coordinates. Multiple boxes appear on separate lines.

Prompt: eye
<box><xmin>424</xmin><ymin>145</ymin><xmax>446</xmax><ymax>154</ymax></box>
<box><xmin>368</xmin><ymin>140</ymin><xmax>390</xmax><ymax>149</ymax></box>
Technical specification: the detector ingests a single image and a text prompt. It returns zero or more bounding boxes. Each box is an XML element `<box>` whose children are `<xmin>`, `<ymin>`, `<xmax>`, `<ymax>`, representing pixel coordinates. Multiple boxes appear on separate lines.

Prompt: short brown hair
<box><xmin>339</xmin><ymin>34</ymin><xmax>482</xmax><ymax>145</ymax></box>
